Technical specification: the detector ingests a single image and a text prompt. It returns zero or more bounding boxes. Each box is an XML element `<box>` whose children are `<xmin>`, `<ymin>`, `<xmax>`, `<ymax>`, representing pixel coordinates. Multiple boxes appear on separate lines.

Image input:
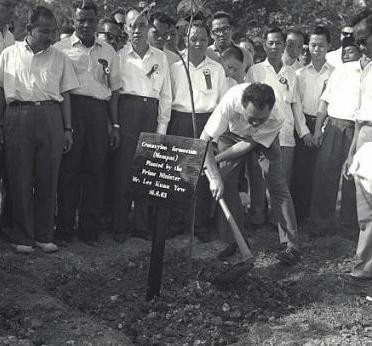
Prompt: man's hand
<box><xmin>109</xmin><ymin>128</ymin><xmax>121</xmax><ymax>150</ymax></box>
<box><xmin>342</xmin><ymin>155</ymin><xmax>354</xmax><ymax>181</ymax></box>
<box><xmin>63</xmin><ymin>130</ymin><xmax>73</xmax><ymax>153</ymax></box>
<box><xmin>312</xmin><ymin>130</ymin><xmax>323</xmax><ymax>148</ymax></box>
<box><xmin>208</xmin><ymin>173</ymin><xmax>224</xmax><ymax>200</ymax></box>
<box><xmin>302</xmin><ymin>133</ymin><xmax>314</xmax><ymax>147</ymax></box>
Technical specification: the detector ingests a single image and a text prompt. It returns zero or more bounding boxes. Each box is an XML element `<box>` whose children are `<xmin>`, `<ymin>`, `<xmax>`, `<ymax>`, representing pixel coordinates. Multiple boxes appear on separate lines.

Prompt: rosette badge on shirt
<box><xmin>203</xmin><ymin>68</ymin><xmax>212</xmax><ymax>90</ymax></box>
<box><xmin>146</xmin><ymin>64</ymin><xmax>160</xmax><ymax>78</ymax></box>
<box><xmin>98</xmin><ymin>58</ymin><xmax>111</xmax><ymax>75</ymax></box>
<box><xmin>279</xmin><ymin>76</ymin><xmax>289</xmax><ymax>90</ymax></box>
<box><xmin>98</xmin><ymin>58</ymin><xmax>111</xmax><ymax>87</ymax></box>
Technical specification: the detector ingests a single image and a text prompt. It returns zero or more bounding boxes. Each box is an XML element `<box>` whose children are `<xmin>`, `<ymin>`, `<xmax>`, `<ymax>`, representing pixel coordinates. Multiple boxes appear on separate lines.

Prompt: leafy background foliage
<box><xmin>14</xmin><ymin>0</ymin><xmax>356</xmax><ymax>49</ymax></box>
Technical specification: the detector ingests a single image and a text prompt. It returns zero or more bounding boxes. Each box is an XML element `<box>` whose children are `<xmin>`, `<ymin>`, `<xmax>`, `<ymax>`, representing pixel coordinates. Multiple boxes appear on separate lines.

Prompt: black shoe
<box><xmin>114</xmin><ymin>232</ymin><xmax>127</xmax><ymax>244</ymax></box>
<box><xmin>213</xmin><ymin>259</ymin><xmax>255</xmax><ymax>286</ymax></box>
<box><xmin>217</xmin><ymin>243</ymin><xmax>238</xmax><ymax>261</ymax></box>
<box><xmin>277</xmin><ymin>247</ymin><xmax>301</xmax><ymax>265</ymax></box>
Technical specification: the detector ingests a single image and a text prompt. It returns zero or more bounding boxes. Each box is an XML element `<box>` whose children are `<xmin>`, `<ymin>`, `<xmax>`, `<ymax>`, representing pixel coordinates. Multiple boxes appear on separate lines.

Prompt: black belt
<box><xmin>358</xmin><ymin>120</ymin><xmax>372</xmax><ymax>127</ymax></box>
<box><xmin>171</xmin><ymin>110</ymin><xmax>211</xmax><ymax>118</ymax></box>
<box><xmin>304</xmin><ymin>114</ymin><xmax>317</xmax><ymax>120</ymax></box>
<box><xmin>120</xmin><ymin>94</ymin><xmax>159</xmax><ymax>105</ymax></box>
<box><xmin>9</xmin><ymin>100</ymin><xmax>59</xmax><ymax>107</ymax></box>
<box><xmin>329</xmin><ymin>116</ymin><xmax>355</xmax><ymax>127</ymax></box>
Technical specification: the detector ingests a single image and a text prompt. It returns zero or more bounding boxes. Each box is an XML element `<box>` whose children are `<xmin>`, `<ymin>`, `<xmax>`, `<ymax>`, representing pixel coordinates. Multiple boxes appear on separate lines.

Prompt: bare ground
<box><xmin>0</xmin><ymin>225</ymin><xmax>371</xmax><ymax>346</ymax></box>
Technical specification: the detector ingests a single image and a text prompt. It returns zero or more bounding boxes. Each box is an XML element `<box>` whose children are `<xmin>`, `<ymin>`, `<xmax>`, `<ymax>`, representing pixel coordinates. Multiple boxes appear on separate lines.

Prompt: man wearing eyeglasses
<box><xmin>206</xmin><ymin>11</ymin><xmax>235</xmax><ymax>62</ymax></box>
<box><xmin>96</xmin><ymin>18</ymin><xmax>123</xmax><ymax>51</ymax></box>
<box><xmin>283</xmin><ymin>28</ymin><xmax>304</xmax><ymax>71</ymax></box>
<box><xmin>326</xmin><ymin>25</ymin><xmax>354</xmax><ymax>67</ymax></box>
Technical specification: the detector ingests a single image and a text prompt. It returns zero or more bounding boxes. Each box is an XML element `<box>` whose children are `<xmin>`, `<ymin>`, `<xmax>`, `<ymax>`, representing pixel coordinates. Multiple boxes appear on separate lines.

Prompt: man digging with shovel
<box><xmin>201</xmin><ymin>82</ymin><xmax>301</xmax><ymax>285</ymax></box>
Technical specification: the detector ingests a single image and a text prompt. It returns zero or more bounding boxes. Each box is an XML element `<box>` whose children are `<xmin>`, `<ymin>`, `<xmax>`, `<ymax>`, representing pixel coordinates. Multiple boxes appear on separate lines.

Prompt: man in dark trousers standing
<box><xmin>113</xmin><ymin>8</ymin><xmax>171</xmax><ymax>242</ymax></box>
<box><xmin>55</xmin><ymin>0</ymin><xmax>121</xmax><ymax>245</ymax></box>
<box><xmin>0</xmin><ymin>6</ymin><xmax>78</xmax><ymax>254</ymax></box>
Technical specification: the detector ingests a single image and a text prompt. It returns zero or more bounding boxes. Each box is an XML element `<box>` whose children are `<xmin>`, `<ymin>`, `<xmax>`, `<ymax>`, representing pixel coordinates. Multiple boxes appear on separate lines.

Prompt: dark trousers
<box><xmin>292</xmin><ymin>114</ymin><xmax>318</xmax><ymax>224</ymax></box>
<box><xmin>310</xmin><ymin>117</ymin><xmax>357</xmax><ymax>229</ymax></box>
<box><xmin>57</xmin><ymin>95</ymin><xmax>109</xmax><ymax>241</ymax></box>
<box><xmin>112</xmin><ymin>95</ymin><xmax>158</xmax><ymax>235</ymax></box>
<box><xmin>218</xmin><ymin>133</ymin><xmax>298</xmax><ymax>248</ymax></box>
<box><xmin>246</xmin><ymin>150</ymin><xmax>267</xmax><ymax>225</ymax></box>
<box><xmin>167</xmin><ymin>110</ymin><xmax>212</xmax><ymax>230</ymax></box>
<box><xmin>5</xmin><ymin>103</ymin><xmax>64</xmax><ymax>246</ymax></box>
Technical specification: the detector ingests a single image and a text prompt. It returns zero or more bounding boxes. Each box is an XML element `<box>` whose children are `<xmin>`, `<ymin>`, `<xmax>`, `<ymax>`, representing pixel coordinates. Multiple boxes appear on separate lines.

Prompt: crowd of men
<box><xmin>0</xmin><ymin>0</ymin><xmax>371</xmax><ymax>285</ymax></box>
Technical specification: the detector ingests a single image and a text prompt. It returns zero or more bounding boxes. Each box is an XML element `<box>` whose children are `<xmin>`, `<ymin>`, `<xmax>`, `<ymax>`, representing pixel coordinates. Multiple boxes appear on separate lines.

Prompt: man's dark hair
<box><xmin>222</xmin><ymin>45</ymin><xmax>244</xmax><ymax>62</ymax></box>
<box><xmin>189</xmin><ymin>22</ymin><xmax>210</xmax><ymax>37</ymax></box>
<box><xmin>285</xmin><ymin>27</ymin><xmax>304</xmax><ymax>41</ymax></box>
<box><xmin>242</xmin><ymin>83</ymin><xmax>276</xmax><ymax>111</ymax></box>
<box><xmin>60</xmin><ymin>25</ymin><xmax>75</xmax><ymax>35</ymax></box>
<box><xmin>310</xmin><ymin>26</ymin><xmax>331</xmax><ymax>44</ymax></box>
<box><xmin>111</xmin><ymin>8</ymin><xmax>126</xmax><ymax>17</ymax></box>
<box><xmin>27</xmin><ymin>6</ymin><xmax>56</xmax><ymax>28</ymax></box>
<box><xmin>342</xmin><ymin>36</ymin><xmax>358</xmax><ymax>49</ymax></box>
<box><xmin>97</xmin><ymin>17</ymin><xmax>120</xmax><ymax>32</ymax></box>
<box><xmin>238</xmin><ymin>33</ymin><xmax>254</xmax><ymax>46</ymax></box>
<box><xmin>211</xmin><ymin>11</ymin><xmax>233</xmax><ymax>26</ymax></box>
<box><xmin>73</xmin><ymin>0</ymin><xmax>98</xmax><ymax>15</ymax></box>
<box><xmin>264</xmin><ymin>27</ymin><xmax>285</xmax><ymax>41</ymax></box>
<box><xmin>149</xmin><ymin>12</ymin><xmax>175</xmax><ymax>28</ymax></box>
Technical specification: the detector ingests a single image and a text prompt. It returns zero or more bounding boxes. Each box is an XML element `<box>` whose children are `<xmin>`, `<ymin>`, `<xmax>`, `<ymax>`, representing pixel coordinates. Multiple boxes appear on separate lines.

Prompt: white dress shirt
<box><xmin>296</xmin><ymin>61</ymin><xmax>334</xmax><ymax>116</ymax></box>
<box><xmin>0</xmin><ymin>27</ymin><xmax>14</xmax><ymax>54</ymax></box>
<box><xmin>0</xmin><ymin>41</ymin><xmax>79</xmax><ymax>103</ymax></box>
<box><xmin>170</xmin><ymin>55</ymin><xmax>228</xmax><ymax>113</ymax></box>
<box><xmin>246</xmin><ymin>59</ymin><xmax>308</xmax><ymax>147</ymax></box>
<box><xmin>284</xmin><ymin>58</ymin><xmax>302</xmax><ymax>71</ymax></box>
<box><xmin>356</xmin><ymin>61</ymin><xmax>372</xmax><ymax>122</ymax></box>
<box><xmin>204</xmin><ymin>83</ymin><xmax>284</xmax><ymax>148</ymax></box>
<box><xmin>321</xmin><ymin>60</ymin><xmax>361</xmax><ymax>121</ymax></box>
<box><xmin>326</xmin><ymin>47</ymin><xmax>342</xmax><ymax>68</ymax></box>
<box><xmin>54</xmin><ymin>33</ymin><xmax>121</xmax><ymax>100</ymax></box>
<box><xmin>118</xmin><ymin>44</ymin><xmax>172</xmax><ymax>134</ymax></box>
<box><xmin>164</xmin><ymin>48</ymin><xmax>180</xmax><ymax>66</ymax></box>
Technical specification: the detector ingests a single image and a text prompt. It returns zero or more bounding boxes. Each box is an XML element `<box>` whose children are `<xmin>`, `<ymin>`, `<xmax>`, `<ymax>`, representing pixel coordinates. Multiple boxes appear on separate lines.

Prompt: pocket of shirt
<box><xmin>41</xmin><ymin>69</ymin><xmax>60</xmax><ymax>96</ymax></box>
<box><xmin>151</xmin><ymin>73</ymin><xmax>163</xmax><ymax>94</ymax></box>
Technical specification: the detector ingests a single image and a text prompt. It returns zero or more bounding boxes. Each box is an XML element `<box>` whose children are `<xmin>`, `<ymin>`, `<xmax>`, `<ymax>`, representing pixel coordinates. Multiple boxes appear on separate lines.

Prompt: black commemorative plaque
<box><xmin>131</xmin><ymin>132</ymin><xmax>208</xmax><ymax>300</ymax></box>
<box><xmin>131</xmin><ymin>132</ymin><xmax>208</xmax><ymax>211</ymax></box>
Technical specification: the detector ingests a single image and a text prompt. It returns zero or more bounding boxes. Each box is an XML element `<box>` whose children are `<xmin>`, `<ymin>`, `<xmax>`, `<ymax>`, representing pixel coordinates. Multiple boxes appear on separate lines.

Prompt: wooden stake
<box><xmin>146</xmin><ymin>206</ymin><xmax>167</xmax><ymax>300</ymax></box>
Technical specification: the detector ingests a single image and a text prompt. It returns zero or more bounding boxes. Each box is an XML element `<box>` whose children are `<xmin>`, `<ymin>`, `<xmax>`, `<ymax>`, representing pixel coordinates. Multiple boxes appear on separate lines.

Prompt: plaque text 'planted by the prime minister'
<box><xmin>131</xmin><ymin>132</ymin><xmax>208</xmax><ymax>211</ymax></box>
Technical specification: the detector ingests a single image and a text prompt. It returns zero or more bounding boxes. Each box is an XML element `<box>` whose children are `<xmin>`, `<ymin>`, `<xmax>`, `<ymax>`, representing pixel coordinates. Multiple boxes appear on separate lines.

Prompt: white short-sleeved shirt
<box><xmin>54</xmin><ymin>33</ymin><xmax>121</xmax><ymax>100</ymax></box>
<box><xmin>0</xmin><ymin>27</ymin><xmax>14</xmax><ymax>54</ymax></box>
<box><xmin>164</xmin><ymin>48</ymin><xmax>180</xmax><ymax>66</ymax></box>
<box><xmin>118</xmin><ymin>44</ymin><xmax>172</xmax><ymax>134</ymax></box>
<box><xmin>245</xmin><ymin>59</ymin><xmax>305</xmax><ymax>147</ymax></box>
<box><xmin>171</xmin><ymin>56</ymin><xmax>228</xmax><ymax>114</ymax></box>
<box><xmin>296</xmin><ymin>61</ymin><xmax>334</xmax><ymax>116</ymax></box>
<box><xmin>204</xmin><ymin>83</ymin><xmax>284</xmax><ymax>148</ymax></box>
<box><xmin>321</xmin><ymin>60</ymin><xmax>361</xmax><ymax>121</ymax></box>
<box><xmin>356</xmin><ymin>61</ymin><xmax>372</xmax><ymax>122</ymax></box>
<box><xmin>0</xmin><ymin>41</ymin><xmax>79</xmax><ymax>103</ymax></box>
<box><xmin>326</xmin><ymin>47</ymin><xmax>342</xmax><ymax>68</ymax></box>
<box><xmin>284</xmin><ymin>58</ymin><xmax>302</xmax><ymax>71</ymax></box>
